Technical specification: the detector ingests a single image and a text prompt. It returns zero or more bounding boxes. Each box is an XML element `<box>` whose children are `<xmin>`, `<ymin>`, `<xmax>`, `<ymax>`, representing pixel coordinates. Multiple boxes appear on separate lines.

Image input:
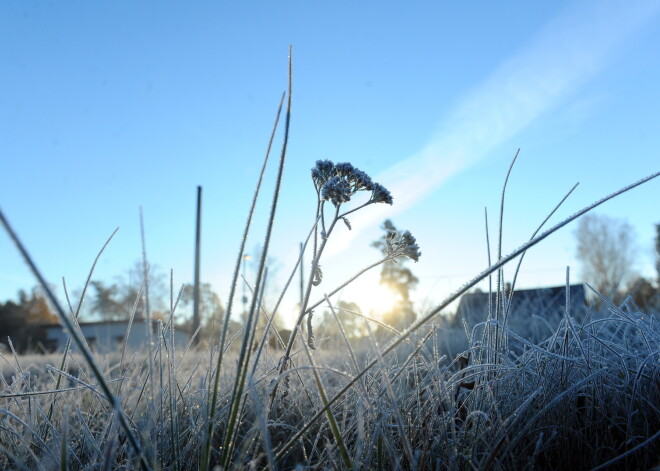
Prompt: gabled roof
<box><xmin>457</xmin><ymin>284</ymin><xmax>586</xmax><ymax>325</ymax></box>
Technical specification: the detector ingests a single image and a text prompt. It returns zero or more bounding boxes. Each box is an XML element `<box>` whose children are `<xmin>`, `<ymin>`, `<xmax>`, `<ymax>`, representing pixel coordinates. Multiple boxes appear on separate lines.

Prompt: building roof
<box><xmin>457</xmin><ymin>284</ymin><xmax>586</xmax><ymax>325</ymax></box>
<box><xmin>40</xmin><ymin>319</ymin><xmax>190</xmax><ymax>333</ymax></box>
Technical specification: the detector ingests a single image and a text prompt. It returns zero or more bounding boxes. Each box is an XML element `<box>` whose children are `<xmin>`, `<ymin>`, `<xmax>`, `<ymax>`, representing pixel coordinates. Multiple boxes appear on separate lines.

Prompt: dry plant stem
<box><xmin>251</xmin><ymin>215</ymin><xmax>320</xmax><ymax>371</ymax></box>
<box><xmin>324</xmin><ymin>295</ymin><xmax>362</xmax><ymax>376</ymax></box>
<box><xmin>269</xmin><ymin>205</ymin><xmax>342</xmax><ymax>407</ymax></box>
<box><xmin>275</xmin><ymin>170</ymin><xmax>660</xmax><ymax>461</ymax></box>
<box><xmin>0</xmin><ymin>209</ymin><xmax>151</xmax><ymax>471</ymax></box>
<box><xmin>219</xmin><ymin>48</ymin><xmax>293</xmax><ymax>470</ymax></box>
<box><xmin>201</xmin><ymin>89</ymin><xmax>286</xmax><ymax>471</ymax></box>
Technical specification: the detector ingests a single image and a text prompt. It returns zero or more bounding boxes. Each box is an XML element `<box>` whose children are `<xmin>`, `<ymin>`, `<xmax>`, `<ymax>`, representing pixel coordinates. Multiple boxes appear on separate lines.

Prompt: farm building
<box><xmin>457</xmin><ymin>284</ymin><xmax>587</xmax><ymax>338</ymax></box>
<box><xmin>40</xmin><ymin>319</ymin><xmax>190</xmax><ymax>354</ymax></box>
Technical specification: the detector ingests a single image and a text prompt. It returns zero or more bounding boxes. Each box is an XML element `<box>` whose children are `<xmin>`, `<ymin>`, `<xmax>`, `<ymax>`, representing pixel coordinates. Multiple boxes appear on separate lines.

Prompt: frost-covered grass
<box><xmin>1</xmin><ymin>53</ymin><xmax>659</xmax><ymax>470</ymax></box>
<box><xmin>0</xmin><ymin>302</ymin><xmax>658</xmax><ymax>470</ymax></box>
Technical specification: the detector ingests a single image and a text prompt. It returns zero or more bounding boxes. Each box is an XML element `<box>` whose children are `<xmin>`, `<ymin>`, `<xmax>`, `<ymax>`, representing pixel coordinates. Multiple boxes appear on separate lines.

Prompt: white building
<box><xmin>41</xmin><ymin>319</ymin><xmax>190</xmax><ymax>354</ymax></box>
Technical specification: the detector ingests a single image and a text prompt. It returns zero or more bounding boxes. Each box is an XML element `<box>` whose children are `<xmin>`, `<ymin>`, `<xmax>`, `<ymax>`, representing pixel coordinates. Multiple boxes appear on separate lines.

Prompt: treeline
<box><xmin>0</xmin><ymin>288</ymin><xmax>58</xmax><ymax>352</ymax></box>
<box><xmin>0</xmin><ymin>220</ymin><xmax>424</xmax><ymax>354</ymax></box>
<box><xmin>0</xmin><ymin>262</ymin><xmax>240</xmax><ymax>353</ymax></box>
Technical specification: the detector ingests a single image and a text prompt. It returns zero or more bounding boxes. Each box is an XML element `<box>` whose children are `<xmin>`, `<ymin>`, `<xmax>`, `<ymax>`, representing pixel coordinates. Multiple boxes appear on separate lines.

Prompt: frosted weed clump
<box><xmin>270</xmin><ymin>159</ymin><xmax>420</xmax><ymax>400</ymax></box>
<box><xmin>1</xmin><ymin>51</ymin><xmax>659</xmax><ymax>470</ymax></box>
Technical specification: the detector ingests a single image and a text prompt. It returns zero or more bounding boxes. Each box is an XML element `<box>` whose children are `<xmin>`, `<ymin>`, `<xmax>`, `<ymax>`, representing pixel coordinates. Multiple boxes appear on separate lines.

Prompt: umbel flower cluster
<box><xmin>311</xmin><ymin>160</ymin><xmax>393</xmax><ymax>207</ymax></box>
<box><xmin>385</xmin><ymin>229</ymin><xmax>422</xmax><ymax>262</ymax></box>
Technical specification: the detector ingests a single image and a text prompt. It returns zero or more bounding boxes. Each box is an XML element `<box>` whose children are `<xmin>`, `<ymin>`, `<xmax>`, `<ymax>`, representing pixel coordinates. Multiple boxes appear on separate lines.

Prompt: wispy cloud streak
<box><xmin>327</xmin><ymin>0</ymin><xmax>660</xmax><ymax>255</ymax></box>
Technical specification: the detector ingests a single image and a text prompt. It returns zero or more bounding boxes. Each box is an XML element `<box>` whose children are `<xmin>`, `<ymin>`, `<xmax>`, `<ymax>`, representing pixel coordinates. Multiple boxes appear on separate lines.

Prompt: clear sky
<box><xmin>1</xmin><ymin>1</ymin><xmax>659</xmax><ymax>326</ymax></box>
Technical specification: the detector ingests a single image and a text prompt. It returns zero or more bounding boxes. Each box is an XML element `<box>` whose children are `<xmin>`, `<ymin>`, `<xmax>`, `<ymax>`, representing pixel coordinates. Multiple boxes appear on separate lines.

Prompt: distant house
<box><xmin>41</xmin><ymin>320</ymin><xmax>190</xmax><ymax>354</ymax></box>
<box><xmin>457</xmin><ymin>284</ymin><xmax>586</xmax><ymax>336</ymax></box>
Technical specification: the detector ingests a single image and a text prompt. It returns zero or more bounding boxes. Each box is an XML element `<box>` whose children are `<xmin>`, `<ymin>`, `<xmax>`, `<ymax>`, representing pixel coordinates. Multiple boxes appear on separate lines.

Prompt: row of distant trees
<box><xmin>0</xmin><ymin>288</ymin><xmax>58</xmax><ymax>352</ymax></box>
<box><xmin>0</xmin><ymin>273</ymin><xmax>247</xmax><ymax>353</ymax></box>
<box><xmin>0</xmin><ymin>221</ymin><xmax>417</xmax><ymax>352</ymax></box>
<box><xmin>2</xmin><ymin>215</ymin><xmax>657</xmax><ymax>353</ymax></box>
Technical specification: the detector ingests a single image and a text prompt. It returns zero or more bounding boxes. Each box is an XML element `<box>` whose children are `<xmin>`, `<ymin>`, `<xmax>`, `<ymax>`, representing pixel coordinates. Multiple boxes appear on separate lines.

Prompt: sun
<box><xmin>364</xmin><ymin>284</ymin><xmax>399</xmax><ymax>317</ymax></box>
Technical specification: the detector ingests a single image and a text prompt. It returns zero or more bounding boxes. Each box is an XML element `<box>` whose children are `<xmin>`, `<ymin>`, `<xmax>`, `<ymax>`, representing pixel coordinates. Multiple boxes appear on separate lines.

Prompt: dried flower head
<box><xmin>385</xmin><ymin>230</ymin><xmax>421</xmax><ymax>262</ymax></box>
<box><xmin>321</xmin><ymin>176</ymin><xmax>352</xmax><ymax>206</ymax></box>
<box><xmin>311</xmin><ymin>159</ymin><xmax>335</xmax><ymax>187</ymax></box>
<box><xmin>370</xmin><ymin>182</ymin><xmax>393</xmax><ymax>205</ymax></box>
<box><xmin>311</xmin><ymin>159</ymin><xmax>391</xmax><ymax>207</ymax></box>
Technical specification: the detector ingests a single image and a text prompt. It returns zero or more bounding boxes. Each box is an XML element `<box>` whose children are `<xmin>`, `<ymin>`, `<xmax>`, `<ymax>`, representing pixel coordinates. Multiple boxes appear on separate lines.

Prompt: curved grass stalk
<box><xmin>492</xmin><ymin>149</ymin><xmax>520</xmax><ymax>359</ymax></box>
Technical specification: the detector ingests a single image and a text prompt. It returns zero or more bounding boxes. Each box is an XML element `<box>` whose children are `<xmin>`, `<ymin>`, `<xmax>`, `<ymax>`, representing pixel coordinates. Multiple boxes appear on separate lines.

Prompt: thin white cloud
<box><xmin>326</xmin><ymin>0</ymin><xmax>660</xmax><ymax>256</ymax></box>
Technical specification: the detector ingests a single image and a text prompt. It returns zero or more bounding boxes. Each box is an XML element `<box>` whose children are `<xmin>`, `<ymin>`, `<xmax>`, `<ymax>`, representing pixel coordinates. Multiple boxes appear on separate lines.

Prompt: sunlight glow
<box><xmin>364</xmin><ymin>284</ymin><xmax>399</xmax><ymax>317</ymax></box>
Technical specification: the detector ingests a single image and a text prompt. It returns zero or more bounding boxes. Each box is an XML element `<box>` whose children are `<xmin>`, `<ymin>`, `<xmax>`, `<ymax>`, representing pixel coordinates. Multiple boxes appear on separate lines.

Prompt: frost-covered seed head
<box><xmin>385</xmin><ymin>230</ymin><xmax>421</xmax><ymax>262</ymax></box>
<box><xmin>334</xmin><ymin>162</ymin><xmax>355</xmax><ymax>177</ymax></box>
<box><xmin>370</xmin><ymin>183</ymin><xmax>393</xmax><ymax>205</ymax></box>
<box><xmin>311</xmin><ymin>159</ymin><xmax>335</xmax><ymax>187</ymax></box>
<box><xmin>399</xmin><ymin>230</ymin><xmax>421</xmax><ymax>262</ymax></box>
<box><xmin>321</xmin><ymin>176</ymin><xmax>352</xmax><ymax>206</ymax></box>
<box><xmin>351</xmin><ymin>169</ymin><xmax>373</xmax><ymax>191</ymax></box>
<box><xmin>311</xmin><ymin>159</ymin><xmax>392</xmax><ymax>207</ymax></box>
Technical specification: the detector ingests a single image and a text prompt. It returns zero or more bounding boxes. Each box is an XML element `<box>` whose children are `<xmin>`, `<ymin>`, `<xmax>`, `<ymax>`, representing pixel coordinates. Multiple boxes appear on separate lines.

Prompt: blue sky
<box><xmin>1</xmin><ymin>1</ymin><xmax>659</xmax><ymax>325</ymax></box>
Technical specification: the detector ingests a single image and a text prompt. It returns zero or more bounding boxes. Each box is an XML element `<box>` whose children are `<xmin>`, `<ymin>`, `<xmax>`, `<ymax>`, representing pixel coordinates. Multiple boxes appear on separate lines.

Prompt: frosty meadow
<box><xmin>1</xmin><ymin>52</ymin><xmax>659</xmax><ymax>470</ymax></box>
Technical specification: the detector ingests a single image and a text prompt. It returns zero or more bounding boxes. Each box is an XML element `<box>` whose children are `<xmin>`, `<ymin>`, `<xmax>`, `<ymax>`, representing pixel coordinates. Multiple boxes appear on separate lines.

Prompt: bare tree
<box><xmin>575</xmin><ymin>213</ymin><xmax>637</xmax><ymax>301</ymax></box>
